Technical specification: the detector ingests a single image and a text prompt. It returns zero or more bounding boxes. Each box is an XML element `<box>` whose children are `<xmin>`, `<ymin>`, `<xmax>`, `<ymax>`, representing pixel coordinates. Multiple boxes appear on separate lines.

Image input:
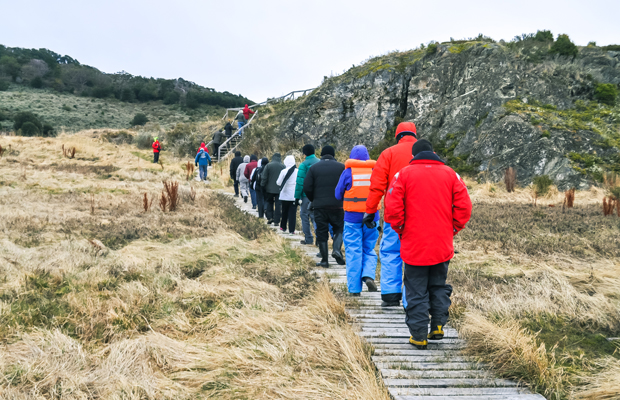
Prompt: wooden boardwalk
<box><xmin>227</xmin><ymin>192</ymin><xmax>544</xmax><ymax>399</ymax></box>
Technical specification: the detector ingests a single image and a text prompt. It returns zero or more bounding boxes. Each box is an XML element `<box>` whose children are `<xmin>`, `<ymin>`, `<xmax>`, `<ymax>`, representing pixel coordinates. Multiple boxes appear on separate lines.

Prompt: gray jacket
<box><xmin>213</xmin><ymin>130</ymin><xmax>225</xmax><ymax>145</ymax></box>
<box><xmin>260</xmin><ymin>153</ymin><xmax>285</xmax><ymax>194</ymax></box>
<box><xmin>236</xmin><ymin>155</ymin><xmax>251</xmax><ymax>183</ymax></box>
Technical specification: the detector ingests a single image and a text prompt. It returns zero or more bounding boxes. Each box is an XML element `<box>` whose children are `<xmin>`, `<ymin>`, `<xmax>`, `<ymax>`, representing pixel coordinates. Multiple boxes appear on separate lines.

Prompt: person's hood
<box><xmin>350</xmin><ymin>145</ymin><xmax>370</xmax><ymax>161</ymax></box>
<box><xmin>154</xmin><ymin>137</ymin><xmax>159</xmax><ymax>141</ymax></box>
<box><xmin>261</xmin><ymin>157</ymin><xmax>269</xmax><ymax>166</ymax></box>
<box><xmin>283</xmin><ymin>155</ymin><xmax>296</xmax><ymax>168</ymax></box>
<box><xmin>244</xmin><ymin>104</ymin><xmax>249</xmax><ymax>109</ymax></box>
<box><xmin>200</xmin><ymin>142</ymin><xmax>205</xmax><ymax>147</ymax></box>
<box><xmin>271</xmin><ymin>153</ymin><xmax>282</xmax><ymax>163</ymax></box>
<box><xmin>243</xmin><ymin>155</ymin><xmax>250</xmax><ymax>163</ymax></box>
<box><xmin>412</xmin><ymin>151</ymin><xmax>445</xmax><ymax>163</ymax></box>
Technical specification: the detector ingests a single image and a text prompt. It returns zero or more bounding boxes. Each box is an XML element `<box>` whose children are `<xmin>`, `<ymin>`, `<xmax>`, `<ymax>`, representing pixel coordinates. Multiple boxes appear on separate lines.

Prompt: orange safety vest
<box><xmin>343</xmin><ymin>159</ymin><xmax>381</xmax><ymax>212</ymax></box>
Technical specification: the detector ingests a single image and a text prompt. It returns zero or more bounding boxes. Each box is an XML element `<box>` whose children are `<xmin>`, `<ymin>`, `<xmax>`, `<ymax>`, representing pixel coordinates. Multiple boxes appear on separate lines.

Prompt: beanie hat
<box><xmin>321</xmin><ymin>145</ymin><xmax>335</xmax><ymax>157</ymax></box>
<box><xmin>250</xmin><ymin>154</ymin><xmax>258</xmax><ymax>161</ymax></box>
<box><xmin>395</xmin><ymin>122</ymin><xmax>417</xmax><ymax>140</ymax></box>
<box><xmin>235</xmin><ymin>151</ymin><xmax>241</xmax><ymax>157</ymax></box>
<box><xmin>302</xmin><ymin>144</ymin><xmax>315</xmax><ymax>156</ymax></box>
<box><xmin>412</xmin><ymin>139</ymin><xmax>434</xmax><ymax>156</ymax></box>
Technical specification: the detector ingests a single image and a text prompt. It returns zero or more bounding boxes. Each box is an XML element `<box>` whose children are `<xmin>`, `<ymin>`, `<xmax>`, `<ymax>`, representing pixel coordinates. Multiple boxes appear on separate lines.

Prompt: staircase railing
<box><xmin>217</xmin><ymin>111</ymin><xmax>259</xmax><ymax>161</ymax></box>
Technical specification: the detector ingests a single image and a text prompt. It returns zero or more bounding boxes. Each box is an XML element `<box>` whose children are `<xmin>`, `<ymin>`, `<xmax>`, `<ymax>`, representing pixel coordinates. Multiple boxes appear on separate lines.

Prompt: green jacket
<box><xmin>294</xmin><ymin>154</ymin><xmax>319</xmax><ymax>199</ymax></box>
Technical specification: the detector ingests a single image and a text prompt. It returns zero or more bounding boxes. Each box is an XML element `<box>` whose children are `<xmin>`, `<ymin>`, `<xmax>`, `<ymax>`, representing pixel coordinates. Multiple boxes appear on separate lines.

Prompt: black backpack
<box><xmin>252</xmin><ymin>166</ymin><xmax>263</xmax><ymax>188</ymax></box>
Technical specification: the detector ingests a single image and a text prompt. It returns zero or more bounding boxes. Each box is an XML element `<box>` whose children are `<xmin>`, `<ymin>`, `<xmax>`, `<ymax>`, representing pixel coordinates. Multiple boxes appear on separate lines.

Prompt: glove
<box><xmin>362</xmin><ymin>213</ymin><xmax>376</xmax><ymax>229</ymax></box>
<box><xmin>209</xmin><ymin>161</ymin><xmax>212</xmax><ymax>166</ymax></box>
<box><xmin>195</xmin><ymin>163</ymin><xmax>197</xmax><ymax>167</ymax></box>
<box><xmin>294</xmin><ymin>199</ymin><xmax>300</xmax><ymax>207</ymax></box>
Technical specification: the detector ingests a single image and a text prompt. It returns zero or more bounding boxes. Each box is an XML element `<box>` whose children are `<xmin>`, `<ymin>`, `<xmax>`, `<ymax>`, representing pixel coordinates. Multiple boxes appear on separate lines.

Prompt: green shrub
<box><xmin>163</xmin><ymin>91</ymin><xmax>180</xmax><ymax>105</ymax></box>
<box><xmin>62</xmin><ymin>104</ymin><xmax>72</xmax><ymax>111</ymax></box>
<box><xmin>135</xmin><ymin>132</ymin><xmax>153</xmax><ymax>149</ymax></box>
<box><xmin>103</xmin><ymin>130</ymin><xmax>133</xmax><ymax>144</ymax></box>
<box><xmin>534</xmin><ymin>30</ymin><xmax>553</xmax><ymax>42</ymax></box>
<box><xmin>0</xmin><ymin>110</ymin><xmax>8</xmax><ymax>121</ymax></box>
<box><xmin>587</xmin><ymin>41</ymin><xmax>597</xmax><ymax>47</ymax></box>
<box><xmin>541</xmin><ymin>130</ymin><xmax>550</xmax><ymax>138</ymax></box>
<box><xmin>427</xmin><ymin>43</ymin><xmax>438</xmax><ymax>55</ymax></box>
<box><xmin>42</xmin><ymin>123</ymin><xmax>55</xmax><ymax>136</ymax></box>
<box><xmin>549</xmin><ymin>34</ymin><xmax>578</xmax><ymax>57</ymax></box>
<box><xmin>602</xmin><ymin>45</ymin><xmax>620</xmax><ymax>51</ymax></box>
<box><xmin>19</xmin><ymin>121</ymin><xmax>40</xmax><ymax>136</ymax></box>
<box><xmin>130</xmin><ymin>113</ymin><xmax>148</xmax><ymax>126</ymax></box>
<box><xmin>30</xmin><ymin>77</ymin><xmax>43</xmax><ymax>88</ymax></box>
<box><xmin>0</xmin><ymin>80</ymin><xmax>9</xmax><ymax>91</ymax></box>
<box><xmin>120</xmin><ymin>88</ymin><xmax>135</xmax><ymax>102</ymax></box>
<box><xmin>593</xmin><ymin>83</ymin><xmax>618</xmax><ymax>106</ymax></box>
<box><xmin>13</xmin><ymin>111</ymin><xmax>42</xmax><ymax>133</ymax></box>
<box><xmin>533</xmin><ymin>175</ymin><xmax>554</xmax><ymax>196</ymax></box>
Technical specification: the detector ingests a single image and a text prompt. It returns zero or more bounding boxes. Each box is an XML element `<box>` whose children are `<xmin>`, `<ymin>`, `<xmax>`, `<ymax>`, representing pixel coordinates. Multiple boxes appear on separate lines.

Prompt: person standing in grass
<box><xmin>261</xmin><ymin>153</ymin><xmax>285</xmax><ymax>225</ymax></box>
<box><xmin>152</xmin><ymin>136</ymin><xmax>161</xmax><ymax>163</ymax></box>
<box><xmin>384</xmin><ymin>139</ymin><xmax>472</xmax><ymax>350</ymax></box>
<box><xmin>244</xmin><ymin>155</ymin><xmax>259</xmax><ymax>209</ymax></box>
<box><xmin>364</xmin><ymin>121</ymin><xmax>418</xmax><ymax>307</ymax></box>
<box><xmin>194</xmin><ymin>147</ymin><xmax>212</xmax><ymax>182</ymax></box>
<box><xmin>295</xmin><ymin>144</ymin><xmax>320</xmax><ymax>245</ymax></box>
<box><xmin>236</xmin><ymin>155</ymin><xmax>251</xmax><ymax>203</ymax></box>
<box><xmin>335</xmin><ymin>145</ymin><xmax>379</xmax><ymax>295</ymax></box>
<box><xmin>277</xmin><ymin>155</ymin><xmax>298</xmax><ymax>234</ymax></box>
<box><xmin>303</xmin><ymin>146</ymin><xmax>345</xmax><ymax>268</ymax></box>
<box><xmin>251</xmin><ymin>157</ymin><xmax>269</xmax><ymax>218</ymax></box>
<box><xmin>229</xmin><ymin>151</ymin><xmax>244</xmax><ymax>197</ymax></box>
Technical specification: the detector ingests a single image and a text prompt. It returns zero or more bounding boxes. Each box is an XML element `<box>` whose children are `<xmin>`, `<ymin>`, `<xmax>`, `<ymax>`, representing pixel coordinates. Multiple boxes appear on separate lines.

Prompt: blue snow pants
<box><xmin>380</xmin><ymin>222</ymin><xmax>403</xmax><ymax>303</ymax></box>
<box><xmin>344</xmin><ymin>222</ymin><xmax>379</xmax><ymax>294</ymax></box>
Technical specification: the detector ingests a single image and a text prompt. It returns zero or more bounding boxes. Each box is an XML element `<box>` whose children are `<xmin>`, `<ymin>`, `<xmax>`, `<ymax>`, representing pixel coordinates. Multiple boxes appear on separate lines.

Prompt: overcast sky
<box><xmin>1</xmin><ymin>0</ymin><xmax>619</xmax><ymax>102</ymax></box>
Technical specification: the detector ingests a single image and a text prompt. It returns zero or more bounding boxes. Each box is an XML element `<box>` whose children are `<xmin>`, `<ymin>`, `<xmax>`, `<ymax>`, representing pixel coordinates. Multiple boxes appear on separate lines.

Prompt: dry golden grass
<box><xmin>0</xmin><ymin>133</ymin><xmax>389</xmax><ymax>399</ymax></box>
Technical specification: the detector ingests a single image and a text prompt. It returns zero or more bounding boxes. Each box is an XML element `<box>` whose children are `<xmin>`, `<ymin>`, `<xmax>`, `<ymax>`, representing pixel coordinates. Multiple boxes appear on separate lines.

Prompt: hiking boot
<box><xmin>428</xmin><ymin>325</ymin><xmax>445</xmax><ymax>340</ymax></box>
<box><xmin>349</xmin><ymin>292</ymin><xmax>361</xmax><ymax>297</ymax></box>
<box><xmin>267</xmin><ymin>219</ymin><xmax>273</xmax><ymax>224</ymax></box>
<box><xmin>381</xmin><ymin>301</ymin><xmax>400</xmax><ymax>307</ymax></box>
<box><xmin>409</xmin><ymin>337</ymin><xmax>428</xmax><ymax>350</ymax></box>
<box><xmin>363</xmin><ymin>278</ymin><xmax>378</xmax><ymax>292</ymax></box>
<box><xmin>300</xmin><ymin>240</ymin><xmax>312</xmax><ymax>245</ymax></box>
<box><xmin>252</xmin><ymin>205</ymin><xmax>256</xmax><ymax>209</ymax></box>
<box><xmin>316</xmin><ymin>242</ymin><xmax>329</xmax><ymax>268</ymax></box>
<box><xmin>244</xmin><ymin>196</ymin><xmax>248</xmax><ymax>203</ymax></box>
<box><xmin>331</xmin><ymin>233</ymin><xmax>345</xmax><ymax>265</ymax></box>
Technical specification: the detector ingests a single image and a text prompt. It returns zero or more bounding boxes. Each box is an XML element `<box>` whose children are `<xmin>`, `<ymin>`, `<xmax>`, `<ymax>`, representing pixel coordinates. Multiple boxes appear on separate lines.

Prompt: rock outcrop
<box><xmin>271</xmin><ymin>41</ymin><xmax>620</xmax><ymax>189</ymax></box>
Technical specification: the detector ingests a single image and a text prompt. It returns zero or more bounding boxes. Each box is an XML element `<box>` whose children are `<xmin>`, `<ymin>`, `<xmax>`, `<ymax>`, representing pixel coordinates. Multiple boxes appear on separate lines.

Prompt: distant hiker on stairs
<box><xmin>295</xmin><ymin>144</ymin><xmax>320</xmax><ymax>245</ymax></box>
<box><xmin>235</xmin><ymin>111</ymin><xmax>247</xmax><ymax>137</ymax></box>
<box><xmin>194</xmin><ymin>147</ymin><xmax>212</xmax><ymax>182</ymax></box>
<box><xmin>261</xmin><ymin>153</ymin><xmax>285</xmax><ymax>225</ymax></box>
<box><xmin>384</xmin><ymin>139</ymin><xmax>472</xmax><ymax>350</ymax></box>
<box><xmin>229</xmin><ymin>151</ymin><xmax>244</xmax><ymax>197</ymax></box>
<box><xmin>224</xmin><ymin>120</ymin><xmax>234</xmax><ymax>138</ymax></box>
<box><xmin>335</xmin><ymin>145</ymin><xmax>379</xmax><ymax>295</ymax></box>
<box><xmin>242</xmin><ymin>104</ymin><xmax>255</xmax><ymax>120</ymax></box>
<box><xmin>364</xmin><ymin>122</ymin><xmax>418</xmax><ymax>307</ymax></box>
<box><xmin>236</xmin><ymin>155</ymin><xmax>251</xmax><ymax>203</ymax></box>
<box><xmin>303</xmin><ymin>146</ymin><xmax>345</xmax><ymax>268</ymax></box>
<box><xmin>276</xmin><ymin>155</ymin><xmax>298</xmax><ymax>234</ymax></box>
<box><xmin>212</xmin><ymin>130</ymin><xmax>226</xmax><ymax>160</ymax></box>
<box><xmin>152</xmin><ymin>137</ymin><xmax>161</xmax><ymax>163</ymax></box>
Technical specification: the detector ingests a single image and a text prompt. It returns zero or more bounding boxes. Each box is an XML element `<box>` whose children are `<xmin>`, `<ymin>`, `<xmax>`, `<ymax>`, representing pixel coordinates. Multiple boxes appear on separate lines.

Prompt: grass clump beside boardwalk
<box><xmin>0</xmin><ymin>133</ymin><xmax>389</xmax><ymax>399</ymax></box>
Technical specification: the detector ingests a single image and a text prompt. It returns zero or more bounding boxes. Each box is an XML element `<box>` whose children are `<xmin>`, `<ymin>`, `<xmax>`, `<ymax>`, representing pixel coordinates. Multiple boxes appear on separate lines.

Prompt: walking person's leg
<box><xmin>214</xmin><ymin>144</ymin><xmax>219</xmax><ymax>159</ymax></box>
<box><xmin>288</xmin><ymin>202</ymin><xmax>297</xmax><ymax>233</ymax></box>
<box><xmin>241</xmin><ymin>181</ymin><xmax>249</xmax><ymax>202</ymax></box>
<box><xmin>343</xmin><ymin>222</ymin><xmax>363</xmax><ymax>294</ymax></box>
<box><xmin>265</xmin><ymin>193</ymin><xmax>275</xmax><ymax>223</ymax></box>
<box><xmin>379</xmin><ymin>222</ymin><xmax>403</xmax><ymax>305</ymax></box>
<box><xmin>274</xmin><ymin>195</ymin><xmax>282</xmax><ymax>225</ymax></box>
<box><xmin>314</xmin><ymin>209</ymin><xmax>329</xmax><ymax>267</ymax></box>
<box><xmin>256</xmin><ymin>190</ymin><xmax>265</xmax><ymax>218</ymax></box>
<box><xmin>250</xmin><ymin>187</ymin><xmax>257</xmax><ymax>208</ymax></box>
<box><xmin>403</xmin><ymin>264</ymin><xmax>431</xmax><ymax>348</ymax></box>
<box><xmin>300</xmin><ymin>197</ymin><xmax>313</xmax><ymax>244</ymax></box>
<box><xmin>328</xmin><ymin>209</ymin><xmax>345</xmax><ymax>265</ymax></box>
<box><xmin>427</xmin><ymin>261</ymin><xmax>452</xmax><ymax>339</ymax></box>
<box><xmin>200</xmin><ymin>165</ymin><xmax>208</xmax><ymax>181</ymax></box>
<box><xmin>234</xmin><ymin>180</ymin><xmax>239</xmax><ymax>197</ymax></box>
<box><xmin>280</xmin><ymin>201</ymin><xmax>290</xmax><ymax>231</ymax></box>
<box><xmin>361</xmin><ymin>224</ymin><xmax>379</xmax><ymax>291</ymax></box>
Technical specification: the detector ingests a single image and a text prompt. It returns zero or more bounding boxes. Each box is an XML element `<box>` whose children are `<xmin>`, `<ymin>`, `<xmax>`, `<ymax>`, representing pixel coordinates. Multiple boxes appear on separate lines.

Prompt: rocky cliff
<box><xmin>268</xmin><ymin>39</ymin><xmax>620</xmax><ymax>189</ymax></box>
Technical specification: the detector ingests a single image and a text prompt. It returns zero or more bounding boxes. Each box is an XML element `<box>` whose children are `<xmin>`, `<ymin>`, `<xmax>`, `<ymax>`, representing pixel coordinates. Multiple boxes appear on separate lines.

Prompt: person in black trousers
<box><xmin>303</xmin><ymin>146</ymin><xmax>346</xmax><ymax>267</ymax></box>
<box><xmin>229</xmin><ymin>151</ymin><xmax>243</xmax><ymax>197</ymax></box>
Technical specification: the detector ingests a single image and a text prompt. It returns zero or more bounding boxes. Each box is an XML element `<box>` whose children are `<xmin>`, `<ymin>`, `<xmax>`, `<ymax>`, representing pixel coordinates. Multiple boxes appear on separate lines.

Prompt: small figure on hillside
<box><xmin>335</xmin><ymin>145</ymin><xmax>380</xmax><ymax>295</ymax></box>
<box><xmin>236</xmin><ymin>155</ymin><xmax>251</xmax><ymax>203</ymax></box>
<box><xmin>229</xmin><ymin>151</ymin><xmax>244</xmax><ymax>197</ymax></box>
<box><xmin>212</xmin><ymin>130</ymin><xmax>226</xmax><ymax>160</ymax></box>
<box><xmin>295</xmin><ymin>144</ymin><xmax>320</xmax><ymax>245</ymax></box>
<box><xmin>242</xmin><ymin>104</ymin><xmax>255</xmax><ymax>120</ymax></box>
<box><xmin>261</xmin><ymin>153</ymin><xmax>286</xmax><ymax>225</ymax></box>
<box><xmin>303</xmin><ymin>146</ymin><xmax>346</xmax><ymax>268</ymax></box>
<box><xmin>152</xmin><ymin>136</ymin><xmax>161</xmax><ymax>163</ymax></box>
<box><xmin>364</xmin><ymin>121</ymin><xmax>418</xmax><ymax>307</ymax></box>
<box><xmin>384</xmin><ymin>139</ymin><xmax>472</xmax><ymax>350</ymax></box>
<box><xmin>251</xmin><ymin>157</ymin><xmax>269</xmax><ymax>218</ymax></box>
<box><xmin>235</xmin><ymin>111</ymin><xmax>247</xmax><ymax>136</ymax></box>
<box><xmin>224</xmin><ymin>120</ymin><xmax>234</xmax><ymax>138</ymax></box>
<box><xmin>277</xmin><ymin>155</ymin><xmax>298</xmax><ymax>234</ymax></box>
<box><xmin>244</xmin><ymin>155</ymin><xmax>259</xmax><ymax>209</ymax></box>
<box><xmin>194</xmin><ymin>147</ymin><xmax>212</xmax><ymax>182</ymax></box>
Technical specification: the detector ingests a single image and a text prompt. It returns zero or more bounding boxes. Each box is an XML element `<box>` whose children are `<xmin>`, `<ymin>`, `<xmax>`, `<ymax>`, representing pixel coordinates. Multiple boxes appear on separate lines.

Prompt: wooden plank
<box><xmin>373</xmin><ymin>343</ymin><xmax>465</xmax><ymax>350</ymax></box>
<box><xmin>375</xmin><ymin>361</ymin><xmax>482</xmax><ymax>371</ymax></box>
<box><xmin>373</xmin><ymin>355</ymin><xmax>473</xmax><ymax>363</ymax></box>
<box><xmin>389</xmin><ymin>387</ymin><xmax>534</xmax><ymax>396</ymax></box>
<box><xmin>374</xmin><ymin>349</ymin><xmax>461</xmax><ymax>357</ymax></box>
<box><xmin>394</xmin><ymin>395</ymin><xmax>544</xmax><ymax>400</ymax></box>
<box><xmin>383</xmin><ymin>378</ymin><xmax>519</xmax><ymax>388</ymax></box>
<box><xmin>380</xmin><ymin>368</ymin><xmax>491</xmax><ymax>379</ymax></box>
<box><xmin>367</xmin><ymin>338</ymin><xmax>462</xmax><ymax>345</ymax></box>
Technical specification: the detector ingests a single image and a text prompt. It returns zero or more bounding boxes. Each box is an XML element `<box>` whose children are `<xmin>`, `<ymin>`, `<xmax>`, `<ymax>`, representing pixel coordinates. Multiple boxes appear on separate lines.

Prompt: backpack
<box><xmin>278</xmin><ymin>166</ymin><xmax>296</xmax><ymax>192</ymax></box>
<box><xmin>252</xmin><ymin>166</ymin><xmax>263</xmax><ymax>189</ymax></box>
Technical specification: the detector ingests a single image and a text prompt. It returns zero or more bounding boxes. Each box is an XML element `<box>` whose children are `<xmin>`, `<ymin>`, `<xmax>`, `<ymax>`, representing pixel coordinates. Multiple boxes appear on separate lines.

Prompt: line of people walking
<box><xmin>230</xmin><ymin>121</ymin><xmax>472</xmax><ymax>350</ymax></box>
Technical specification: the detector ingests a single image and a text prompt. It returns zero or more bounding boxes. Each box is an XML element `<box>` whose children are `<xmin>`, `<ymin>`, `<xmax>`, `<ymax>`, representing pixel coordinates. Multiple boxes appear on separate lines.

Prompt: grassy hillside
<box><xmin>0</xmin><ymin>85</ymin><xmax>228</xmax><ymax>133</ymax></box>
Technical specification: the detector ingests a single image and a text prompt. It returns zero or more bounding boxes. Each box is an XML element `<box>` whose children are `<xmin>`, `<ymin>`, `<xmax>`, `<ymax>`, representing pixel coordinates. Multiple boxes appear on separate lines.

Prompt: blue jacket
<box><xmin>195</xmin><ymin>149</ymin><xmax>212</xmax><ymax>166</ymax></box>
<box><xmin>335</xmin><ymin>145</ymin><xmax>380</xmax><ymax>223</ymax></box>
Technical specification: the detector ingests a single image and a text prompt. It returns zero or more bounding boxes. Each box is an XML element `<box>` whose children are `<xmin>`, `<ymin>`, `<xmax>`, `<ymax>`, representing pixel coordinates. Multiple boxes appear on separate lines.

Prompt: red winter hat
<box><xmin>395</xmin><ymin>122</ymin><xmax>417</xmax><ymax>138</ymax></box>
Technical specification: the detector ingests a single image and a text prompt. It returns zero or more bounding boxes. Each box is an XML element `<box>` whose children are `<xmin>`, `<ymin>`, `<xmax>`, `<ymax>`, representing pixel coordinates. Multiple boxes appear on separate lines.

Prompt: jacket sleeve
<box><xmin>260</xmin><ymin>165</ymin><xmax>269</xmax><ymax>188</ymax></box>
<box><xmin>334</xmin><ymin>169</ymin><xmax>352</xmax><ymax>201</ymax></box>
<box><xmin>276</xmin><ymin>169</ymin><xmax>286</xmax><ymax>186</ymax></box>
<box><xmin>452</xmin><ymin>173</ymin><xmax>472</xmax><ymax>235</ymax></box>
<box><xmin>383</xmin><ymin>171</ymin><xmax>406</xmax><ymax>235</ymax></box>
<box><xmin>244</xmin><ymin>164</ymin><xmax>251</xmax><ymax>180</ymax></box>
<box><xmin>294</xmin><ymin>162</ymin><xmax>307</xmax><ymax>199</ymax></box>
<box><xmin>236</xmin><ymin>165</ymin><xmax>242</xmax><ymax>181</ymax></box>
<box><xmin>205</xmin><ymin>152</ymin><xmax>211</xmax><ymax>162</ymax></box>
<box><xmin>366</xmin><ymin>150</ymin><xmax>390</xmax><ymax>214</ymax></box>
<box><xmin>303</xmin><ymin>167</ymin><xmax>315</xmax><ymax>202</ymax></box>
<box><xmin>195</xmin><ymin>153</ymin><xmax>200</xmax><ymax>164</ymax></box>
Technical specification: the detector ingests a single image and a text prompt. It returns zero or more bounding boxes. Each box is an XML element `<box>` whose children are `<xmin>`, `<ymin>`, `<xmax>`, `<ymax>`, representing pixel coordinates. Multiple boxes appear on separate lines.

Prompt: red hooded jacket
<box><xmin>384</xmin><ymin>154</ymin><xmax>472</xmax><ymax>266</ymax></box>
<box><xmin>244</xmin><ymin>160</ymin><xmax>258</xmax><ymax>180</ymax></box>
<box><xmin>365</xmin><ymin>136</ymin><xmax>417</xmax><ymax>214</ymax></box>
<box><xmin>243</xmin><ymin>105</ymin><xmax>255</xmax><ymax>120</ymax></box>
<box><xmin>152</xmin><ymin>140</ymin><xmax>161</xmax><ymax>153</ymax></box>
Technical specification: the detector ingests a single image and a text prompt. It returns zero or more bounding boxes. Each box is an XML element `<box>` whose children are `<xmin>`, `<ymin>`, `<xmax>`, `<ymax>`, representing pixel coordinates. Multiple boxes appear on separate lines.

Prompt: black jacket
<box><xmin>303</xmin><ymin>155</ymin><xmax>345</xmax><ymax>209</ymax></box>
<box><xmin>230</xmin><ymin>156</ymin><xmax>244</xmax><ymax>180</ymax></box>
<box><xmin>224</xmin><ymin>122</ymin><xmax>234</xmax><ymax>137</ymax></box>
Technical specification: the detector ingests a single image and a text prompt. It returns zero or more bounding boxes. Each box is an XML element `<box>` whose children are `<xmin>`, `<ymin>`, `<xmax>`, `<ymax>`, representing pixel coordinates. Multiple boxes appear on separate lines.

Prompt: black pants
<box><xmin>213</xmin><ymin>143</ymin><xmax>220</xmax><ymax>160</ymax></box>
<box><xmin>153</xmin><ymin>152</ymin><xmax>159</xmax><ymax>163</ymax></box>
<box><xmin>280</xmin><ymin>200</ymin><xmax>298</xmax><ymax>233</ymax></box>
<box><xmin>233</xmin><ymin>180</ymin><xmax>239</xmax><ymax>196</ymax></box>
<box><xmin>256</xmin><ymin>189</ymin><xmax>265</xmax><ymax>218</ymax></box>
<box><xmin>264</xmin><ymin>192</ymin><xmax>281</xmax><ymax>223</ymax></box>
<box><xmin>314</xmin><ymin>208</ymin><xmax>344</xmax><ymax>243</ymax></box>
<box><xmin>404</xmin><ymin>261</ymin><xmax>452</xmax><ymax>341</ymax></box>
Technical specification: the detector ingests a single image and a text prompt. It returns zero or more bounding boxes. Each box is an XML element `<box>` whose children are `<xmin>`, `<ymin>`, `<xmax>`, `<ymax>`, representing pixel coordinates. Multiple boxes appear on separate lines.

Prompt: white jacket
<box><xmin>276</xmin><ymin>155</ymin><xmax>298</xmax><ymax>201</ymax></box>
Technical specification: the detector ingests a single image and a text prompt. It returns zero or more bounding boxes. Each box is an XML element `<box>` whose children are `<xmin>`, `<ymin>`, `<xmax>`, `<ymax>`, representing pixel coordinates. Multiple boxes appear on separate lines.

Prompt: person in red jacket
<box><xmin>152</xmin><ymin>136</ymin><xmax>161</xmax><ymax>163</ymax></box>
<box><xmin>363</xmin><ymin>121</ymin><xmax>417</xmax><ymax>307</ymax></box>
<box><xmin>242</xmin><ymin>104</ymin><xmax>255</xmax><ymax>120</ymax></box>
<box><xmin>384</xmin><ymin>139</ymin><xmax>472</xmax><ymax>350</ymax></box>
